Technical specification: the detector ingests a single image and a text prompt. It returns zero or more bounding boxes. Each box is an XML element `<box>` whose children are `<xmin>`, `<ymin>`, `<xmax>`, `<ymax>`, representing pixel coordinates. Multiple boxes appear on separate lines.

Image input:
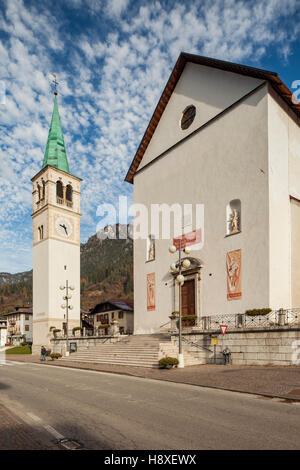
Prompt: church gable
<box><xmin>137</xmin><ymin>63</ymin><xmax>264</xmax><ymax>172</ymax></box>
<box><xmin>126</xmin><ymin>53</ymin><xmax>300</xmax><ymax>183</ymax></box>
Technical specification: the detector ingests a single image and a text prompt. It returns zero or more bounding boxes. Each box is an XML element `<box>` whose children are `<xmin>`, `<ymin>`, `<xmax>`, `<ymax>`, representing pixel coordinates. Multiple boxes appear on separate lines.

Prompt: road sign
<box><xmin>211</xmin><ymin>336</ymin><xmax>218</xmax><ymax>345</ymax></box>
<box><xmin>220</xmin><ymin>325</ymin><xmax>228</xmax><ymax>336</ymax></box>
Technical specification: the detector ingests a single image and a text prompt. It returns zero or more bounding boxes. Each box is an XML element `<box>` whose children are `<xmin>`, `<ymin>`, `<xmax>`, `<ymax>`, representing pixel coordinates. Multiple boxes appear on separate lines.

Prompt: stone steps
<box><xmin>64</xmin><ymin>334</ymin><xmax>204</xmax><ymax>368</ymax></box>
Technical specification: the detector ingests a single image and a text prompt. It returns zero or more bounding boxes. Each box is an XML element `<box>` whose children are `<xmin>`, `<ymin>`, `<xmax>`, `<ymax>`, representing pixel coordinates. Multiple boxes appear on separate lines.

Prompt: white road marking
<box><xmin>27</xmin><ymin>412</ymin><xmax>42</xmax><ymax>423</ymax></box>
<box><xmin>43</xmin><ymin>424</ymin><xmax>65</xmax><ymax>440</ymax></box>
<box><xmin>0</xmin><ymin>360</ymin><xmax>25</xmax><ymax>366</ymax></box>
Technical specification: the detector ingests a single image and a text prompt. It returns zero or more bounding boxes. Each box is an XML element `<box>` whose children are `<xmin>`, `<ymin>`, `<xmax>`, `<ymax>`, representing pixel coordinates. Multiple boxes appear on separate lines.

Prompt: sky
<box><xmin>1</xmin><ymin>0</ymin><xmax>300</xmax><ymax>273</ymax></box>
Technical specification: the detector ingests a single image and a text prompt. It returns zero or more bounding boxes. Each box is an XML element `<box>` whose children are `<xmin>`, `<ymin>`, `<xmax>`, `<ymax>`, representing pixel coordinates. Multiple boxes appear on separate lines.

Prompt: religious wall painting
<box><xmin>147</xmin><ymin>273</ymin><xmax>155</xmax><ymax>311</ymax></box>
<box><xmin>226</xmin><ymin>249</ymin><xmax>242</xmax><ymax>300</ymax></box>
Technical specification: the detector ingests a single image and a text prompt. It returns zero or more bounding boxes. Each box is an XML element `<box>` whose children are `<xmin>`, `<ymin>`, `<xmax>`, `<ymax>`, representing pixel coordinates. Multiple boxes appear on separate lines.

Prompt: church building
<box><xmin>31</xmin><ymin>90</ymin><xmax>81</xmax><ymax>353</ymax></box>
<box><xmin>126</xmin><ymin>53</ymin><xmax>300</xmax><ymax>335</ymax></box>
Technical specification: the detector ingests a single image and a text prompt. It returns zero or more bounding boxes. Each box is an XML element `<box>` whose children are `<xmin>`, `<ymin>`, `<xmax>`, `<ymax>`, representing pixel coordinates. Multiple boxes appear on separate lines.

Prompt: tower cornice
<box><xmin>31</xmin><ymin>164</ymin><xmax>82</xmax><ymax>183</ymax></box>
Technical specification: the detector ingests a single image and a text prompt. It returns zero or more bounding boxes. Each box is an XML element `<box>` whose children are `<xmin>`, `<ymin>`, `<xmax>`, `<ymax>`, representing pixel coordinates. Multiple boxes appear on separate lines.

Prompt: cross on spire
<box><xmin>51</xmin><ymin>74</ymin><xmax>59</xmax><ymax>95</ymax></box>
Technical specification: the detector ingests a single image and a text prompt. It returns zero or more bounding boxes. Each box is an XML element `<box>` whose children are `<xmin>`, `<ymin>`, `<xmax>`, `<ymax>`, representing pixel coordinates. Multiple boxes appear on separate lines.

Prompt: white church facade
<box><xmin>126</xmin><ymin>53</ymin><xmax>300</xmax><ymax>335</ymax></box>
<box><xmin>31</xmin><ymin>91</ymin><xmax>81</xmax><ymax>353</ymax></box>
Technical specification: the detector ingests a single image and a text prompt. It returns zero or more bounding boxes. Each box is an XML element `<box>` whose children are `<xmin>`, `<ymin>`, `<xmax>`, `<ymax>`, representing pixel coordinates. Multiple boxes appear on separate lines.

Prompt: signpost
<box><xmin>211</xmin><ymin>335</ymin><xmax>219</xmax><ymax>364</ymax></box>
<box><xmin>220</xmin><ymin>324</ymin><xmax>228</xmax><ymax>336</ymax></box>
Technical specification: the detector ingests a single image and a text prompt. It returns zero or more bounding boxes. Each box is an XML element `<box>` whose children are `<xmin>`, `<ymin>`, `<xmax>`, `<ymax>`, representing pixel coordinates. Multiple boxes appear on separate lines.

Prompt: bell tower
<box><xmin>31</xmin><ymin>89</ymin><xmax>82</xmax><ymax>354</ymax></box>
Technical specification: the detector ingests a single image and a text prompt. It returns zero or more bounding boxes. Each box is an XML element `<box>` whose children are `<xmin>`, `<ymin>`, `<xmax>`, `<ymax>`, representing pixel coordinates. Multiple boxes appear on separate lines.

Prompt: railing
<box><xmin>199</xmin><ymin>309</ymin><xmax>300</xmax><ymax>331</ymax></box>
<box><xmin>56</xmin><ymin>196</ymin><xmax>64</xmax><ymax>205</ymax></box>
<box><xmin>181</xmin><ymin>335</ymin><xmax>212</xmax><ymax>353</ymax></box>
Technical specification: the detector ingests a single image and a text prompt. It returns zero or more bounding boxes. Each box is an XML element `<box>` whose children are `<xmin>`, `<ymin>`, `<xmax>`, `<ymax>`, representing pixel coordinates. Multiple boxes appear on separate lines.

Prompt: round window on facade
<box><xmin>180</xmin><ymin>105</ymin><xmax>196</xmax><ymax>130</ymax></box>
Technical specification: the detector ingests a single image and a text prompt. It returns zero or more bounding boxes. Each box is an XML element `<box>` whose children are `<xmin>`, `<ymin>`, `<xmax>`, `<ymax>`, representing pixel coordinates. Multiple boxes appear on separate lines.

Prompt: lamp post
<box><xmin>169</xmin><ymin>241</ymin><xmax>191</xmax><ymax>369</ymax></box>
<box><xmin>60</xmin><ymin>280</ymin><xmax>75</xmax><ymax>356</ymax></box>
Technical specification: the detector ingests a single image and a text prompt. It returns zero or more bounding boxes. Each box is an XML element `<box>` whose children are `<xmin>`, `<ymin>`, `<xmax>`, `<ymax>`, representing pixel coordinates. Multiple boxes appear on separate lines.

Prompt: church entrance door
<box><xmin>181</xmin><ymin>279</ymin><xmax>195</xmax><ymax>316</ymax></box>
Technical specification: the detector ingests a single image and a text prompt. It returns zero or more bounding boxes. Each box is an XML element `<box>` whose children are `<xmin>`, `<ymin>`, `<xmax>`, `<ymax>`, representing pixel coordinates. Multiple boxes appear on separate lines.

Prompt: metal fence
<box><xmin>199</xmin><ymin>308</ymin><xmax>300</xmax><ymax>331</ymax></box>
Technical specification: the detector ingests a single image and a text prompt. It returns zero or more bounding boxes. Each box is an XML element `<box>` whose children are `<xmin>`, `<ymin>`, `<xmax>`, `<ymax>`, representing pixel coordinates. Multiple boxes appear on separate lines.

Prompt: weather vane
<box><xmin>51</xmin><ymin>73</ymin><xmax>59</xmax><ymax>95</ymax></box>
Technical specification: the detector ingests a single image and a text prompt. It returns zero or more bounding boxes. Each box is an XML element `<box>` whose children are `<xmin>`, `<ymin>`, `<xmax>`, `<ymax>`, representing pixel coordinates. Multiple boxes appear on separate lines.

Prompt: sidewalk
<box><xmin>0</xmin><ymin>404</ymin><xmax>59</xmax><ymax>450</ymax></box>
<box><xmin>8</xmin><ymin>354</ymin><xmax>300</xmax><ymax>401</ymax></box>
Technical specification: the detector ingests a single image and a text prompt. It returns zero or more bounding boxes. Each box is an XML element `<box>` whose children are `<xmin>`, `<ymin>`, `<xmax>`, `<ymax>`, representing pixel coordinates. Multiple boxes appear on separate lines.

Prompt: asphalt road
<box><xmin>0</xmin><ymin>361</ymin><xmax>300</xmax><ymax>450</ymax></box>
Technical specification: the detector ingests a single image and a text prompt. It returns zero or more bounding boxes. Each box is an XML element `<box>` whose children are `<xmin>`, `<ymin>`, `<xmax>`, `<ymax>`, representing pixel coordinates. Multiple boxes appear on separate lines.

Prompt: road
<box><xmin>0</xmin><ymin>360</ymin><xmax>300</xmax><ymax>450</ymax></box>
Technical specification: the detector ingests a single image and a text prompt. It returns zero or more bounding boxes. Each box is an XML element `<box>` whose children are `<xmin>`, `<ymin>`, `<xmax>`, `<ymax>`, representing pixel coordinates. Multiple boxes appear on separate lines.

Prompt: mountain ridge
<box><xmin>0</xmin><ymin>225</ymin><xmax>133</xmax><ymax>312</ymax></box>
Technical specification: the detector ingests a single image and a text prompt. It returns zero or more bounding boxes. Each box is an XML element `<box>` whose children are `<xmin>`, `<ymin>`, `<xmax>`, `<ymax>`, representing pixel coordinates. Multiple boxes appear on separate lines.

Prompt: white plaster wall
<box><xmin>290</xmin><ymin>199</ymin><xmax>300</xmax><ymax>307</ymax></box>
<box><xmin>0</xmin><ymin>328</ymin><xmax>7</xmax><ymax>346</ymax></box>
<box><xmin>33</xmin><ymin>238</ymin><xmax>80</xmax><ymax>347</ymax></box>
<box><xmin>133</xmin><ymin>84</ymin><xmax>270</xmax><ymax>334</ymax></box>
<box><xmin>288</xmin><ymin>114</ymin><xmax>300</xmax><ymax>200</ymax></box>
<box><xmin>138</xmin><ymin>63</ymin><xmax>264</xmax><ymax>171</ymax></box>
<box><xmin>267</xmin><ymin>92</ymin><xmax>291</xmax><ymax>309</ymax></box>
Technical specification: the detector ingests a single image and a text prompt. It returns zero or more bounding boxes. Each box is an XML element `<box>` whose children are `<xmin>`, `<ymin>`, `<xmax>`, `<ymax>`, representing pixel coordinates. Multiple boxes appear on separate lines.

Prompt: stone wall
<box><xmin>50</xmin><ymin>335</ymin><xmax>125</xmax><ymax>355</ymax></box>
<box><xmin>172</xmin><ymin>327</ymin><xmax>300</xmax><ymax>366</ymax></box>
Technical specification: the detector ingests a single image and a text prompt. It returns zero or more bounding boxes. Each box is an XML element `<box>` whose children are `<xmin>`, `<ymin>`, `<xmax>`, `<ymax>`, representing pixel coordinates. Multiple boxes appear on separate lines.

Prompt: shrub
<box><xmin>72</xmin><ymin>326</ymin><xmax>82</xmax><ymax>334</ymax></box>
<box><xmin>159</xmin><ymin>357</ymin><xmax>179</xmax><ymax>368</ymax></box>
<box><xmin>21</xmin><ymin>341</ymin><xmax>27</xmax><ymax>347</ymax></box>
<box><xmin>53</xmin><ymin>329</ymin><xmax>61</xmax><ymax>333</ymax></box>
<box><xmin>49</xmin><ymin>326</ymin><xmax>56</xmax><ymax>331</ymax></box>
<box><xmin>98</xmin><ymin>324</ymin><xmax>109</xmax><ymax>329</ymax></box>
<box><xmin>49</xmin><ymin>353</ymin><xmax>62</xmax><ymax>360</ymax></box>
<box><xmin>171</xmin><ymin>311</ymin><xmax>179</xmax><ymax>316</ymax></box>
<box><xmin>181</xmin><ymin>315</ymin><xmax>197</xmax><ymax>321</ymax></box>
<box><xmin>245</xmin><ymin>308</ymin><xmax>272</xmax><ymax>317</ymax></box>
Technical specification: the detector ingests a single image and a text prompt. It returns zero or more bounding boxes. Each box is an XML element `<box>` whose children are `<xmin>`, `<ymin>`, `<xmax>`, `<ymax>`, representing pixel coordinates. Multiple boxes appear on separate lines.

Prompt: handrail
<box><xmin>182</xmin><ymin>335</ymin><xmax>213</xmax><ymax>353</ymax></box>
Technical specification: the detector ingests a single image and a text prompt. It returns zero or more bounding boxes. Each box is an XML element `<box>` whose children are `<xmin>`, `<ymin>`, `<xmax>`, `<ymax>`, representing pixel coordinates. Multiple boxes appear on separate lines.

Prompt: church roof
<box><xmin>42</xmin><ymin>94</ymin><xmax>70</xmax><ymax>174</ymax></box>
<box><xmin>125</xmin><ymin>52</ymin><xmax>300</xmax><ymax>184</ymax></box>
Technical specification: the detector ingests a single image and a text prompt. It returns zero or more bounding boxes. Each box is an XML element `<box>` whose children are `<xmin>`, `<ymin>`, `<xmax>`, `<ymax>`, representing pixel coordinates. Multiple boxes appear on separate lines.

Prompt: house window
<box><xmin>119</xmin><ymin>311</ymin><xmax>123</xmax><ymax>319</ymax></box>
<box><xmin>25</xmin><ymin>325</ymin><xmax>29</xmax><ymax>331</ymax></box>
<box><xmin>111</xmin><ymin>312</ymin><xmax>115</xmax><ymax>319</ymax></box>
<box><xmin>96</xmin><ymin>314</ymin><xmax>101</xmax><ymax>322</ymax></box>
<box><xmin>226</xmin><ymin>199</ymin><xmax>241</xmax><ymax>236</ymax></box>
<box><xmin>25</xmin><ymin>314</ymin><xmax>29</xmax><ymax>321</ymax></box>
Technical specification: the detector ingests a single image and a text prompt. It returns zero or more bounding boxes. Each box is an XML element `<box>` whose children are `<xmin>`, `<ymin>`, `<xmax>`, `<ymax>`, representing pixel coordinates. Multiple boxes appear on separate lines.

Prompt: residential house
<box><xmin>90</xmin><ymin>300</ymin><xmax>134</xmax><ymax>335</ymax></box>
<box><xmin>4</xmin><ymin>307</ymin><xmax>33</xmax><ymax>345</ymax></box>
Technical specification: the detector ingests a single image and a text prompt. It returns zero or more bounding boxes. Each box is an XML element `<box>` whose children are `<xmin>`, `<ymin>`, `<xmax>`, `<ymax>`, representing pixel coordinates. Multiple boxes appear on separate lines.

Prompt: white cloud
<box><xmin>1</xmin><ymin>0</ymin><xmax>300</xmax><ymax>272</ymax></box>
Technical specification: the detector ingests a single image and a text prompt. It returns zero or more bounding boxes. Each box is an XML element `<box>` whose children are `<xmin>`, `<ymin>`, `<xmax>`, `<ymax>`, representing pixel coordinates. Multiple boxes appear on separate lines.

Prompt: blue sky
<box><xmin>0</xmin><ymin>0</ymin><xmax>300</xmax><ymax>273</ymax></box>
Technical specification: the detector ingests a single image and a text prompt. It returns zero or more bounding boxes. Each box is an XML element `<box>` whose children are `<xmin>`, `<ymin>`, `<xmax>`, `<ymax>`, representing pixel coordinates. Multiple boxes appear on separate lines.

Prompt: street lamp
<box><xmin>60</xmin><ymin>280</ymin><xmax>75</xmax><ymax>356</ymax></box>
<box><xmin>169</xmin><ymin>241</ymin><xmax>191</xmax><ymax>369</ymax></box>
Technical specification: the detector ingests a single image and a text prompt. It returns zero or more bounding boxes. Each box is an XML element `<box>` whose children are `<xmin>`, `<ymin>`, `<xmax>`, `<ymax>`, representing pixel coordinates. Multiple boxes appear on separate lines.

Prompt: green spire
<box><xmin>42</xmin><ymin>94</ymin><xmax>70</xmax><ymax>173</ymax></box>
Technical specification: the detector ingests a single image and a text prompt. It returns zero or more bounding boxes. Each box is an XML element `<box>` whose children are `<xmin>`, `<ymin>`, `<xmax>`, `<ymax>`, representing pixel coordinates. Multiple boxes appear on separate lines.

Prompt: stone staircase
<box><xmin>63</xmin><ymin>334</ymin><xmax>204</xmax><ymax>368</ymax></box>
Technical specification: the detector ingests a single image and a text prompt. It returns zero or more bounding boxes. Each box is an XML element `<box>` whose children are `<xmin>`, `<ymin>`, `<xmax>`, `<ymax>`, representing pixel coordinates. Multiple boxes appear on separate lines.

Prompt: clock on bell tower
<box><xmin>31</xmin><ymin>90</ymin><xmax>82</xmax><ymax>354</ymax></box>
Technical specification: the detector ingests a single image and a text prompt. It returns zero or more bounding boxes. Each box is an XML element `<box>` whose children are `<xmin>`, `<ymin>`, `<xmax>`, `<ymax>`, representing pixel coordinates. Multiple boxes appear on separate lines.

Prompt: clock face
<box><xmin>55</xmin><ymin>217</ymin><xmax>73</xmax><ymax>238</ymax></box>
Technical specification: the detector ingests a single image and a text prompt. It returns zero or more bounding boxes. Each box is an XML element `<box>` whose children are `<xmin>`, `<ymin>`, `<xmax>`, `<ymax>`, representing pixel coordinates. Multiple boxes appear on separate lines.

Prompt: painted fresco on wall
<box><xmin>173</xmin><ymin>228</ymin><xmax>202</xmax><ymax>250</ymax></box>
<box><xmin>147</xmin><ymin>273</ymin><xmax>156</xmax><ymax>311</ymax></box>
<box><xmin>226</xmin><ymin>249</ymin><xmax>242</xmax><ymax>300</ymax></box>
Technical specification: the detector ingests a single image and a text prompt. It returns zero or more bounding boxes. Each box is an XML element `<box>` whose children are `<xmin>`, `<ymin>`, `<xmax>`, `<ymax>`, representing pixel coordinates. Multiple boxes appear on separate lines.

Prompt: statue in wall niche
<box><xmin>229</xmin><ymin>209</ymin><xmax>240</xmax><ymax>234</ymax></box>
<box><xmin>148</xmin><ymin>239</ymin><xmax>155</xmax><ymax>261</ymax></box>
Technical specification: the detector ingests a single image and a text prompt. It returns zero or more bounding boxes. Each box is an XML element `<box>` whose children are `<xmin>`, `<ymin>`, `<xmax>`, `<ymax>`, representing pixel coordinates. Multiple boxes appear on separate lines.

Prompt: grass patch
<box><xmin>6</xmin><ymin>346</ymin><xmax>32</xmax><ymax>355</ymax></box>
